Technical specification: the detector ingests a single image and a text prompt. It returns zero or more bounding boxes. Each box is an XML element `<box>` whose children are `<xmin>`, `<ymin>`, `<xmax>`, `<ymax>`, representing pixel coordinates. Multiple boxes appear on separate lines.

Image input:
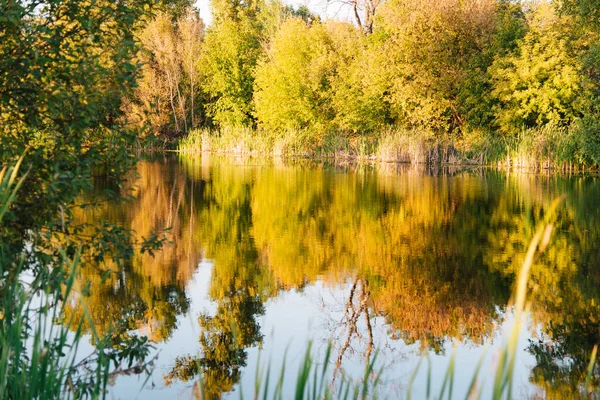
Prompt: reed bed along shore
<box><xmin>178</xmin><ymin>125</ymin><xmax>600</xmax><ymax>172</ymax></box>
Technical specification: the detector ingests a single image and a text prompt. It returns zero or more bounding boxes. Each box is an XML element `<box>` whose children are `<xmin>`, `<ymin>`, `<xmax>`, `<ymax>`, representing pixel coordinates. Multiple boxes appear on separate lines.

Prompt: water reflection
<box><xmin>69</xmin><ymin>155</ymin><xmax>600</xmax><ymax>398</ymax></box>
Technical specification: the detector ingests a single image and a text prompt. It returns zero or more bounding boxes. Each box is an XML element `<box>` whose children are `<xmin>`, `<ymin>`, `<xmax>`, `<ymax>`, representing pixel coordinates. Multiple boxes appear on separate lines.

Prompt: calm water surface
<box><xmin>73</xmin><ymin>155</ymin><xmax>600</xmax><ymax>399</ymax></box>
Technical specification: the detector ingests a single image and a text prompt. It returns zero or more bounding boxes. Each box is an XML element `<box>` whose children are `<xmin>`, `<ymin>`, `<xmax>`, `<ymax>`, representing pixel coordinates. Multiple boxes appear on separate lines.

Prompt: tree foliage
<box><xmin>128</xmin><ymin>8</ymin><xmax>205</xmax><ymax>135</ymax></box>
<box><xmin>199</xmin><ymin>0</ymin><xmax>266</xmax><ymax>127</ymax></box>
<box><xmin>254</xmin><ymin>19</ymin><xmax>337</xmax><ymax>132</ymax></box>
<box><xmin>254</xmin><ymin>18</ymin><xmax>389</xmax><ymax>134</ymax></box>
<box><xmin>376</xmin><ymin>0</ymin><xmax>499</xmax><ymax>132</ymax></box>
<box><xmin>490</xmin><ymin>3</ymin><xmax>586</xmax><ymax>134</ymax></box>
<box><xmin>0</xmin><ymin>0</ymin><xmax>192</xmax><ymax>260</ymax></box>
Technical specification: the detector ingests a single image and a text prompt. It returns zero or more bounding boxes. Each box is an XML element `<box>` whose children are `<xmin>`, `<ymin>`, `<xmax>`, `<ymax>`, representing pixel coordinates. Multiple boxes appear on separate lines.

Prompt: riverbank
<box><xmin>177</xmin><ymin>125</ymin><xmax>599</xmax><ymax>172</ymax></box>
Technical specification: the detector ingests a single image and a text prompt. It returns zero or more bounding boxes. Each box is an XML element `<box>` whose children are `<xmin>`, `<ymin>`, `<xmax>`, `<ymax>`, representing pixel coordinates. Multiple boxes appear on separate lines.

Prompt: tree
<box><xmin>490</xmin><ymin>3</ymin><xmax>586</xmax><ymax>135</ymax></box>
<box><xmin>326</xmin><ymin>0</ymin><xmax>382</xmax><ymax>34</ymax></box>
<box><xmin>254</xmin><ymin>18</ymin><xmax>337</xmax><ymax>132</ymax></box>
<box><xmin>376</xmin><ymin>0</ymin><xmax>498</xmax><ymax>133</ymax></box>
<box><xmin>0</xmin><ymin>0</ymin><xmax>194</xmax><ymax>262</ymax></box>
<box><xmin>200</xmin><ymin>0</ymin><xmax>265</xmax><ymax>127</ymax></box>
<box><xmin>254</xmin><ymin>17</ymin><xmax>388</xmax><ymax>135</ymax></box>
<box><xmin>561</xmin><ymin>0</ymin><xmax>600</xmax><ymax>28</ymax></box>
<box><xmin>129</xmin><ymin>8</ymin><xmax>204</xmax><ymax>135</ymax></box>
<box><xmin>457</xmin><ymin>0</ymin><xmax>527</xmax><ymax>130</ymax></box>
<box><xmin>179</xmin><ymin>9</ymin><xmax>205</xmax><ymax>128</ymax></box>
<box><xmin>328</xmin><ymin>22</ymin><xmax>390</xmax><ymax>133</ymax></box>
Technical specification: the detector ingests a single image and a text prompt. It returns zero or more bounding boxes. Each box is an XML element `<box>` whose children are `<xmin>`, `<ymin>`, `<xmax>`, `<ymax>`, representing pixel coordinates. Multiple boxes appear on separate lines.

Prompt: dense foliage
<box><xmin>0</xmin><ymin>0</ymin><xmax>189</xmax><ymax>397</ymax></box>
<box><xmin>128</xmin><ymin>0</ymin><xmax>600</xmax><ymax>167</ymax></box>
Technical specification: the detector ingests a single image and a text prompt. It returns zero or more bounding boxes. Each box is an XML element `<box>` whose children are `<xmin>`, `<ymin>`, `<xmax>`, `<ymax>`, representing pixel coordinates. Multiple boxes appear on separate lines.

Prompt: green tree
<box><xmin>490</xmin><ymin>3</ymin><xmax>585</xmax><ymax>135</ymax></box>
<box><xmin>200</xmin><ymin>0</ymin><xmax>266</xmax><ymax>127</ymax></box>
<box><xmin>254</xmin><ymin>19</ymin><xmax>337</xmax><ymax>132</ymax></box>
<box><xmin>457</xmin><ymin>0</ymin><xmax>527</xmax><ymax>129</ymax></box>
<box><xmin>376</xmin><ymin>0</ymin><xmax>498</xmax><ymax>133</ymax></box>
<box><xmin>561</xmin><ymin>0</ymin><xmax>600</xmax><ymax>28</ymax></box>
<box><xmin>0</xmin><ymin>0</ymin><xmax>190</xmax><ymax>261</ymax></box>
<box><xmin>329</xmin><ymin>23</ymin><xmax>390</xmax><ymax>133</ymax></box>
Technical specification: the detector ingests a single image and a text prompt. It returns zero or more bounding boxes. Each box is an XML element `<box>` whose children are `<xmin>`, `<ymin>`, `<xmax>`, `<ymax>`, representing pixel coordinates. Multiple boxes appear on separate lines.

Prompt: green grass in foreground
<box><xmin>0</xmin><ymin>158</ymin><xmax>155</xmax><ymax>399</ymax></box>
<box><xmin>0</xmin><ymin>158</ymin><xmax>107</xmax><ymax>399</ymax></box>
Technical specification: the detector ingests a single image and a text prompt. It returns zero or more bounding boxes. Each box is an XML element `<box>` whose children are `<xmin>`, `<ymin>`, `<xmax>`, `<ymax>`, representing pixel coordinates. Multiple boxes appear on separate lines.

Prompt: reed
<box><xmin>179</xmin><ymin>127</ymin><xmax>462</xmax><ymax>163</ymax></box>
<box><xmin>0</xmin><ymin>159</ymin><xmax>105</xmax><ymax>399</ymax></box>
<box><xmin>0</xmin><ymin>158</ymin><xmax>155</xmax><ymax>399</ymax></box>
<box><xmin>178</xmin><ymin>124</ymin><xmax>600</xmax><ymax>170</ymax></box>
<box><xmin>0</xmin><ymin>155</ymin><xmax>28</xmax><ymax>221</ymax></box>
<box><xmin>214</xmin><ymin>342</ymin><xmax>381</xmax><ymax>400</ymax></box>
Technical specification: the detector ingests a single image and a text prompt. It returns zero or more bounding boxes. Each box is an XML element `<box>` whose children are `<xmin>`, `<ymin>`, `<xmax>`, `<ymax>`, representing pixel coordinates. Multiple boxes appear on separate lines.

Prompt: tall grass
<box><xmin>179</xmin><ymin>127</ymin><xmax>276</xmax><ymax>155</ymax></box>
<box><xmin>499</xmin><ymin>124</ymin><xmax>582</xmax><ymax>171</ymax></box>
<box><xmin>179</xmin><ymin>127</ymin><xmax>465</xmax><ymax>164</ymax></box>
<box><xmin>0</xmin><ymin>250</ymin><xmax>112</xmax><ymax>399</ymax></box>
<box><xmin>179</xmin><ymin>124</ymin><xmax>600</xmax><ymax>170</ymax></box>
<box><xmin>0</xmin><ymin>155</ymin><xmax>28</xmax><ymax>221</ymax></box>
<box><xmin>374</xmin><ymin>128</ymin><xmax>465</xmax><ymax>164</ymax></box>
<box><xmin>0</xmin><ymin>158</ymin><xmax>101</xmax><ymax>399</ymax></box>
<box><xmin>179</xmin><ymin>127</ymin><xmax>344</xmax><ymax>157</ymax></box>
<box><xmin>0</xmin><ymin>158</ymin><xmax>153</xmax><ymax>399</ymax></box>
<box><xmin>191</xmin><ymin>342</ymin><xmax>382</xmax><ymax>400</ymax></box>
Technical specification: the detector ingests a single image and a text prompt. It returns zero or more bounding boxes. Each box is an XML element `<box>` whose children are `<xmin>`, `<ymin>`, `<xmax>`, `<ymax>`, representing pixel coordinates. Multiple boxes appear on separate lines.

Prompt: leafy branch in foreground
<box><xmin>0</xmin><ymin>159</ymin><xmax>158</xmax><ymax>399</ymax></box>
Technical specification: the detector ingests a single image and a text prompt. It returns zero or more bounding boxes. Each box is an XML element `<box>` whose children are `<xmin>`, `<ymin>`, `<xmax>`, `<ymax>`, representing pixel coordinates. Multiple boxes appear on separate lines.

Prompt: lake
<box><xmin>71</xmin><ymin>155</ymin><xmax>600</xmax><ymax>399</ymax></box>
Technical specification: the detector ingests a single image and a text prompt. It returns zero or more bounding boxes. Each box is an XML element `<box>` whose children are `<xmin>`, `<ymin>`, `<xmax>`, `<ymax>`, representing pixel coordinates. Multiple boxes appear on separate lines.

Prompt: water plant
<box><xmin>0</xmin><ymin>159</ymin><xmax>155</xmax><ymax>399</ymax></box>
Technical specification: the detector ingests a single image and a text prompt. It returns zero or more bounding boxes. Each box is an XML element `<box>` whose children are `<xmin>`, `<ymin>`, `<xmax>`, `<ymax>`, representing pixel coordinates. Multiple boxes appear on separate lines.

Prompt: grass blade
<box><xmin>465</xmin><ymin>346</ymin><xmax>488</xmax><ymax>400</ymax></box>
<box><xmin>586</xmin><ymin>344</ymin><xmax>598</xmax><ymax>396</ymax></box>
<box><xmin>407</xmin><ymin>358</ymin><xmax>423</xmax><ymax>400</ymax></box>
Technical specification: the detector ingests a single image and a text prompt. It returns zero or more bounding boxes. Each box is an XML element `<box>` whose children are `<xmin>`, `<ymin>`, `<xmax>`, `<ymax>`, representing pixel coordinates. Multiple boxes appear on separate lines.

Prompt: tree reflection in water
<box><xmin>65</xmin><ymin>156</ymin><xmax>600</xmax><ymax>398</ymax></box>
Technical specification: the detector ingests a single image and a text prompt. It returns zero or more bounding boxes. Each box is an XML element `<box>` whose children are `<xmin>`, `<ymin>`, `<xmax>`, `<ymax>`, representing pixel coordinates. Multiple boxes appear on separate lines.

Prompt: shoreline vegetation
<box><xmin>176</xmin><ymin>125</ymin><xmax>599</xmax><ymax>172</ymax></box>
<box><xmin>127</xmin><ymin>0</ymin><xmax>600</xmax><ymax>173</ymax></box>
